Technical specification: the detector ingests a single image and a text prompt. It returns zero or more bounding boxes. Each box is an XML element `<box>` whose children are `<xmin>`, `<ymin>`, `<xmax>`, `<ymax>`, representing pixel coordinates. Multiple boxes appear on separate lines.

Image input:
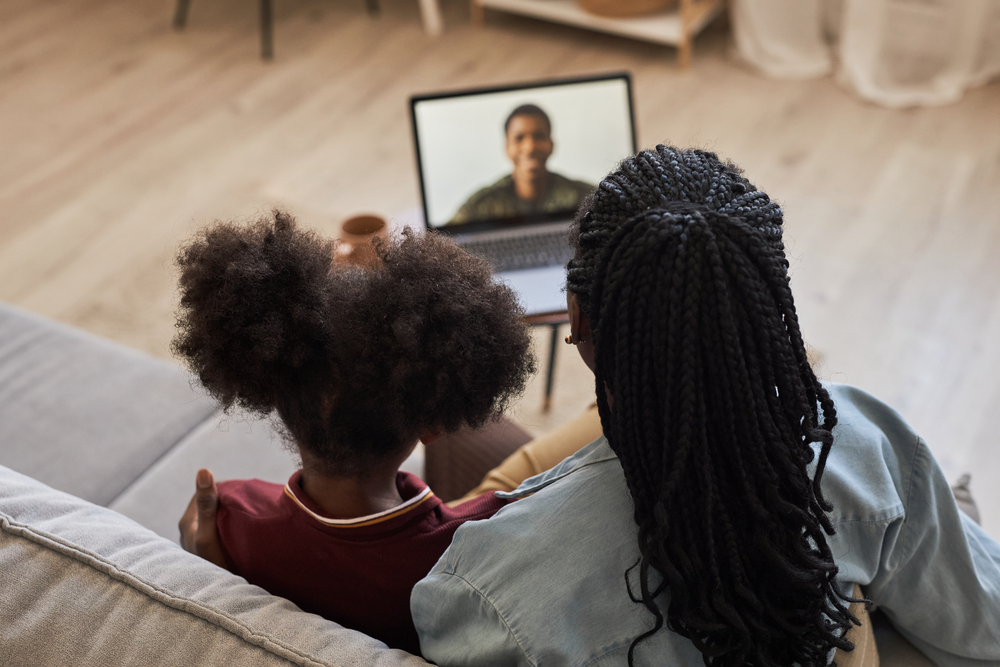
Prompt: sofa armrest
<box><xmin>0</xmin><ymin>464</ymin><xmax>430</xmax><ymax>667</ymax></box>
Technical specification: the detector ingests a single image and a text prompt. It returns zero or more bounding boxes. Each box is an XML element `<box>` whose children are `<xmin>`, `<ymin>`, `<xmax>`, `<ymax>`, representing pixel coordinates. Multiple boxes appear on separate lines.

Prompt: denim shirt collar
<box><xmin>497</xmin><ymin>435</ymin><xmax>615</xmax><ymax>500</ymax></box>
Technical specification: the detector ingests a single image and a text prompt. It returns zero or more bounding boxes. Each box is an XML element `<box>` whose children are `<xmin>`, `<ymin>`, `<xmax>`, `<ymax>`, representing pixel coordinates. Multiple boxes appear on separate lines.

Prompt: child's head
<box><xmin>173</xmin><ymin>209</ymin><xmax>535</xmax><ymax>477</ymax></box>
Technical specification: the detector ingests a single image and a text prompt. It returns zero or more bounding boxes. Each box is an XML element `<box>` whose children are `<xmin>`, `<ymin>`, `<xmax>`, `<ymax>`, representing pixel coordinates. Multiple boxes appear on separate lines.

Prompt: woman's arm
<box><xmin>412</xmin><ymin>565</ymin><xmax>529</xmax><ymax>667</ymax></box>
<box><xmin>868</xmin><ymin>437</ymin><xmax>1000</xmax><ymax>664</ymax></box>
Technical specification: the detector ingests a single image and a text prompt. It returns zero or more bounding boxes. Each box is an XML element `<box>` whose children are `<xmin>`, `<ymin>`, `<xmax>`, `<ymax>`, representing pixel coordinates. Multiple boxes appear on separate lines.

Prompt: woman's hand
<box><xmin>178</xmin><ymin>468</ymin><xmax>233</xmax><ymax>571</ymax></box>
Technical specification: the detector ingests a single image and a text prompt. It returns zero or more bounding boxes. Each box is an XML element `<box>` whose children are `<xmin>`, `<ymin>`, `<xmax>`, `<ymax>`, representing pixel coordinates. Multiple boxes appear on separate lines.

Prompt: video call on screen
<box><xmin>413</xmin><ymin>76</ymin><xmax>635</xmax><ymax>228</ymax></box>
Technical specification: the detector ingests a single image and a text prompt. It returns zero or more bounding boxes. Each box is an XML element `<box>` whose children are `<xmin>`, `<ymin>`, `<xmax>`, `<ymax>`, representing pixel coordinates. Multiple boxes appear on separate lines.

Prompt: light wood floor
<box><xmin>3</xmin><ymin>0</ymin><xmax>1000</xmax><ymax>536</ymax></box>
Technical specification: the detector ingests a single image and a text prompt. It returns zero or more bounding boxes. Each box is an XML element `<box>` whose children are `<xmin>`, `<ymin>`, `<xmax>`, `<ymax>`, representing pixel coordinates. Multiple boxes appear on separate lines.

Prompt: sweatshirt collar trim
<box><xmin>283</xmin><ymin>480</ymin><xmax>434</xmax><ymax>528</ymax></box>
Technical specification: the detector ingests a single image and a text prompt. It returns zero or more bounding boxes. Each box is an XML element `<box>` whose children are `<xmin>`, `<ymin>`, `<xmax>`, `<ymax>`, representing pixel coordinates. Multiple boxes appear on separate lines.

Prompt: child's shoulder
<box><xmin>217</xmin><ymin>477</ymin><xmax>289</xmax><ymax>519</ymax></box>
<box><xmin>437</xmin><ymin>491</ymin><xmax>509</xmax><ymax>525</ymax></box>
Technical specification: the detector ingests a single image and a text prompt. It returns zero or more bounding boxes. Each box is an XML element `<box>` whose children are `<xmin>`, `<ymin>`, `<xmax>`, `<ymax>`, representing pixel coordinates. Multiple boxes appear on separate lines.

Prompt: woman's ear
<box><xmin>567</xmin><ymin>291</ymin><xmax>596</xmax><ymax>373</ymax></box>
<box><xmin>567</xmin><ymin>292</ymin><xmax>591</xmax><ymax>343</ymax></box>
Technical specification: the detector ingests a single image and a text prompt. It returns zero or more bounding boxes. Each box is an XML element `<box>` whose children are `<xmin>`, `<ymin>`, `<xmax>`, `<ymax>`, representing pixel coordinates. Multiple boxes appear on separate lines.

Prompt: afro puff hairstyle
<box><xmin>173</xmin><ymin>209</ymin><xmax>536</xmax><ymax>476</ymax></box>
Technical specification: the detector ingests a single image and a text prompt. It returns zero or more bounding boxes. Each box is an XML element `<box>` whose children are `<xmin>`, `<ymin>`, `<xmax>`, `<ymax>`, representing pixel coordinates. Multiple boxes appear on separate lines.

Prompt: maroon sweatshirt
<box><xmin>216</xmin><ymin>471</ymin><xmax>506</xmax><ymax>655</ymax></box>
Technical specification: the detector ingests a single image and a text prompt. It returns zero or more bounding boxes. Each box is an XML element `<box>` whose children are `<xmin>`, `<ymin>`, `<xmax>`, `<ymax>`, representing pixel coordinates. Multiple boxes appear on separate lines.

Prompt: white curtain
<box><xmin>731</xmin><ymin>0</ymin><xmax>833</xmax><ymax>78</ymax></box>
<box><xmin>730</xmin><ymin>0</ymin><xmax>1000</xmax><ymax>107</ymax></box>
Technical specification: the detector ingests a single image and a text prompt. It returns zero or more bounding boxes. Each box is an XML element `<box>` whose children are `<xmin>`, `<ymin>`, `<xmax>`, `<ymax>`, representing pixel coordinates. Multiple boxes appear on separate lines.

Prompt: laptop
<box><xmin>409</xmin><ymin>73</ymin><xmax>637</xmax><ymax>316</ymax></box>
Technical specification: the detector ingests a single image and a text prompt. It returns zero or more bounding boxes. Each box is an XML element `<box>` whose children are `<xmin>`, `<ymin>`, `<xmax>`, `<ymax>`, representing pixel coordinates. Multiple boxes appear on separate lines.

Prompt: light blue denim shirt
<box><xmin>411</xmin><ymin>384</ymin><xmax>1000</xmax><ymax>666</ymax></box>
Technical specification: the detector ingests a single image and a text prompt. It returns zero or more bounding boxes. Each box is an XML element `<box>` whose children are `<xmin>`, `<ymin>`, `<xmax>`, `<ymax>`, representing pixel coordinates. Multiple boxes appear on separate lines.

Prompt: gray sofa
<box><xmin>0</xmin><ymin>301</ymin><xmax>938</xmax><ymax>665</ymax></box>
<box><xmin>0</xmin><ymin>300</ymin><xmax>432</xmax><ymax>665</ymax></box>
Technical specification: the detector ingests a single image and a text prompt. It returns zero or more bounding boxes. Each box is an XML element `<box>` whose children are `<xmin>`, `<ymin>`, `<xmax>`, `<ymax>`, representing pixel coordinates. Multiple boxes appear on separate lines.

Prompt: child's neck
<box><xmin>298</xmin><ymin>447</ymin><xmax>412</xmax><ymax>519</ymax></box>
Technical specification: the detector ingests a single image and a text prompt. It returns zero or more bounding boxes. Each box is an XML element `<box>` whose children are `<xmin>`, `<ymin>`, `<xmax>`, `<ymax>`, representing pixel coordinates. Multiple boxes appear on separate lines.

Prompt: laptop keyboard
<box><xmin>462</xmin><ymin>229</ymin><xmax>574</xmax><ymax>273</ymax></box>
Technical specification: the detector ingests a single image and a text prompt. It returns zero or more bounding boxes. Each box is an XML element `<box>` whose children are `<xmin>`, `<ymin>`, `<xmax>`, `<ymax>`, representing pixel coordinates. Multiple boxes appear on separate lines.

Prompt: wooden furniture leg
<box><xmin>259</xmin><ymin>0</ymin><xmax>273</xmax><ymax>60</ymax></box>
<box><xmin>542</xmin><ymin>322</ymin><xmax>560</xmax><ymax>413</ymax></box>
<box><xmin>470</xmin><ymin>0</ymin><xmax>485</xmax><ymax>27</ymax></box>
<box><xmin>524</xmin><ymin>312</ymin><xmax>570</xmax><ymax>413</ymax></box>
<box><xmin>172</xmin><ymin>0</ymin><xmax>191</xmax><ymax>29</ymax></box>
<box><xmin>678</xmin><ymin>38</ymin><xmax>692</xmax><ymax>69</ymax></box>
<box><xmin>678</xmin><ymin>0</ymin><xmax>693</xmax><ymax>69</ymax></box>
<box><xmin>419</xmin><ymin>0</ymin><xmax>444</xmax><ymax>35</ymax></box>
<box><xmin>680</xmin><ymin>0</ymin><xmax>723</xmax><ymax>69</ymax></box>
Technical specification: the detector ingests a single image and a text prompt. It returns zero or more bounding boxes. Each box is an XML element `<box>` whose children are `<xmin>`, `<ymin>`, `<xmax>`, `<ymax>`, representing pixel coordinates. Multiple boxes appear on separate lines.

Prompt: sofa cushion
<box><xmin>109</xmin><ymin>409</ymin><xmax>425</xmax><ymax>542</ymax></box>
<box><xmin>0</xmin><ymin>302</ymin><xmax>217</xmax><ymax>506</ymax></box>
<box><xmin>108</xmin><ymin>411</ymin><xmax>298</xmax><ymax>541</ymax></box>
<box><xmin>0</xmin><ymin>464</ymin><xmax>430</xmax><ymax>667</ymax></box>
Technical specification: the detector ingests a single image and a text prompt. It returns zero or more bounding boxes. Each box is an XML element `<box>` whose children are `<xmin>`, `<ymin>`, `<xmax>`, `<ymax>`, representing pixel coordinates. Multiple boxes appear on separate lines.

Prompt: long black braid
<box><xmin>567</xmin><ymin>146</ymin><xmax>858</xmax><ymax>666</ymax></box>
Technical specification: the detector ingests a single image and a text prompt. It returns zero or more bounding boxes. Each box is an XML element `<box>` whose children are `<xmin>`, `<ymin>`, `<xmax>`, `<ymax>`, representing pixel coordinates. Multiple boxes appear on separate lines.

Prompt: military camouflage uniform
<box><xmin>450</xmin><ymin>173</ymin><xmax>594</xmax><ymax>224</ymax></box>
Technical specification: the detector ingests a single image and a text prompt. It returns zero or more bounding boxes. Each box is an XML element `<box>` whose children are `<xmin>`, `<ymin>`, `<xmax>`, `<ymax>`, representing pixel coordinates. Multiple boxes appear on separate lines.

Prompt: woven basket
<box><xmin>578</xmin><ymin>0</ymin><xmax>677</xmax><ymax>18</ymax></box>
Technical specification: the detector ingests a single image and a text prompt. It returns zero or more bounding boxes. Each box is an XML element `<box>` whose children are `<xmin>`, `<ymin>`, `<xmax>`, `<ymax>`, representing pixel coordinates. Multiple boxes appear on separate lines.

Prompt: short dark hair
<box><xmin>173</xmin><ymin>210</ymin><xmax>536</xmax><ymax>476</ymax></box>
<box><xmin>504</xmin><ymin>103</ymin><xmax>551</xmax><ymax>135</ymax></box>
<box><xmin>568</xmin><ymin>146</ymin><xmax>857</xmax><ymax>666</ymax></box>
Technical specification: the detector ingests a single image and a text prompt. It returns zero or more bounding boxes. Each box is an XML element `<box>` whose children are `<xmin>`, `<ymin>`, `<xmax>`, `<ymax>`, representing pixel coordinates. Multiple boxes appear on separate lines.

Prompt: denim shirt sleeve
<box><xmin>866</xmin><ymin>437</ymin><xmax>1000</xmax><ymax>664</ymax></box>
<box><xmin>825</xmin><ymin>384</ymin><xmax>1000</xmax><ymax>665</ymax></box>
<box><xmin>411</xmin><ymin>439</ymin><xmax>617</xmax><ymax>667</ymax></box>
<box><xmin>411</xmin><ymin>568</ymin><xmax>529</xmax><ymax>667</ymax></box>
<box><xmin>411</xmin><ymin>437</ymin><xmax>627</xmax><ymax>667</ymax></box>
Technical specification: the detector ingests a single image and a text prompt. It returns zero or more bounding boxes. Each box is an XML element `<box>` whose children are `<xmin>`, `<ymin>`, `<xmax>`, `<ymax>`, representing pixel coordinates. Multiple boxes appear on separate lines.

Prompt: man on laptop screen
<box><xmin>410</xmin><ymin>73</ymin><xmax>636</xmax><ymax>315</ymax></box>
<box><xmin>450</xmin><ymin>103</ymin><xmax>594</xmax><ymax>224</ymax></box>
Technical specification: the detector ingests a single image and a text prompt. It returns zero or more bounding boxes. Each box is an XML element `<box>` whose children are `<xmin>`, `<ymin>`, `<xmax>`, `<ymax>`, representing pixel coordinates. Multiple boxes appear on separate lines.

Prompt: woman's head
<box><xmin>567</xmin><ymin>145</ymin><xmax>784</xmax><ymax>319</ymax></box>
<box><xmin>568</xmin><ymin>146</ymin><xmax>855</xmax><ymax>665</ymax></box>
<box><xmin>173</xmin><ymin>210</ymin><xmax>535</xmax><ymax>477</ymax></box>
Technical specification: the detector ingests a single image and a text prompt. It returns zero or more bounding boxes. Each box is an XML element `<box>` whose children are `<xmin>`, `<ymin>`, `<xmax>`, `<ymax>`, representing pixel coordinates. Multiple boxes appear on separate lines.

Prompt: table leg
<box><xmin>543</xmin><ymin>323</ymin><xmax>560</xmax><ymax>413</ymax></box>
<box><xmin>419</xmin><ymin>0</ymin><xmax>444</xmax><ymax>35</ymax></box>
<box><xmin>173</xmin><ymin>0</ymin><xmax>191</xmax><ymax>29</ymax></box>
<box><xmin>678</xmin><ymin>0</ymin><xmax>693</xmax><ymax>69</ymax></box>
<box><xmin>470</xmin><ymin>0</ymin><xmax>485</xmax><ymax>27</ymax></box>
<box><xmin>260</xmin><ymin>0</ymin><xmax>273</xmax><ymax>60</ymax></box>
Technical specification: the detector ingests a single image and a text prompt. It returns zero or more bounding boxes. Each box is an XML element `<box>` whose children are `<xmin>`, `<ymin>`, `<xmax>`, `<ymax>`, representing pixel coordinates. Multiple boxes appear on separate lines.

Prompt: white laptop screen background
<box><xmin>414</xmin><ymin>78</ymin><xmax>634</xmax><ymax>227</ymax></box>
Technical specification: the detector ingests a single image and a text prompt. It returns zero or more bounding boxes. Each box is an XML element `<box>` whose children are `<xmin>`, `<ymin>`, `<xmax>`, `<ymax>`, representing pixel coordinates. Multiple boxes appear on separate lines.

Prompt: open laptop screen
<box><xmin>411</xmin><ymin>73</ymin><xmax>636</xmax><ymax>235</ymax></box>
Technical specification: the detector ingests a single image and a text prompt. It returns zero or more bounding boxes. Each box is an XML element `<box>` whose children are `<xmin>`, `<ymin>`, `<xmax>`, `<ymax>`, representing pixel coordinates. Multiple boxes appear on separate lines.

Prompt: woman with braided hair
<box><xmin>412</xmin><ymin>146</ymin><xmax>1000</xmax><ymax>665</ymax></box>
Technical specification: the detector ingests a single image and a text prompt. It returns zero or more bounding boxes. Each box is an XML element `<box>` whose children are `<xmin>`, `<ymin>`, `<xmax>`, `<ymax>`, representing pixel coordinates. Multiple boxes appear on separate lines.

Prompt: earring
<box><xmin>564</xmin><ymin>335</ymin><xmax>574</xmax><ymax>345</ymax></box>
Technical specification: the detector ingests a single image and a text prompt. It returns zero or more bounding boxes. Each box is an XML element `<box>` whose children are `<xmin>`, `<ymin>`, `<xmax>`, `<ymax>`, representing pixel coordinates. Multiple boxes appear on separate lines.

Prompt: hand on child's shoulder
<box><xmin>179</xmin><ymin>468</ymin><xmax>233</xmax><ymax>571</ymax></box>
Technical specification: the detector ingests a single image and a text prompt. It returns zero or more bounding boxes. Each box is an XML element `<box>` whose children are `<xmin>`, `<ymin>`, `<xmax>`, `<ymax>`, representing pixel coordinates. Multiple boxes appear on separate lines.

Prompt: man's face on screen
<box><xmin>506</xmin><ymin>114</ymin><xmax>554</xmax><ymax>181</ymax></box>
